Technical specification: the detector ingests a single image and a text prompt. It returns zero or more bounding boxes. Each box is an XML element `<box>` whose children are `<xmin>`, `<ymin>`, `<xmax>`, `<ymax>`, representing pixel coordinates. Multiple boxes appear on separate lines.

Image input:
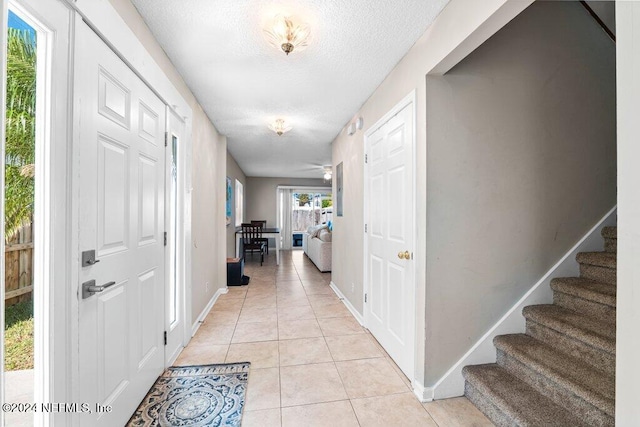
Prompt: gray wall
<box><xmin>585</xmin><ymin>1</ymin><xmax>615</xmax><ymax>36</ymax></box>
<box><xmin>424</xmin><ymin>1</ymin><xmax>616</xmax><ymax>384</ymax></box>
<box><xmin>245</xmin><ymin>177</ymin><xmax>328</xmax><ymax>227</ymax></box>
<box><xmin>226</xmin><ymin>152</ymin><xmax>246</xmax><ymax>257</ymax></box>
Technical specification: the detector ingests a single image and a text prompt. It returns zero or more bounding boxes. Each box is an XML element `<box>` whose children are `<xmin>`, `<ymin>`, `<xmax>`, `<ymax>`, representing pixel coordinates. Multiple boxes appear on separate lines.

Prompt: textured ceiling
<box><xmin>131</xmin><ymin>0</ymin><xmax>450</xmax><ymax>178</ymax></box>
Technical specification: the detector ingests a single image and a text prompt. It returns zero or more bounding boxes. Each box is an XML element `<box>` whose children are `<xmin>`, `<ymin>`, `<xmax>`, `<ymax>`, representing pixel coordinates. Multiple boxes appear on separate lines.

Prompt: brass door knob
<box><xmin>397</xmin><ymin>251</ymin><xmax>410</xmax><ymax>260</ymax></box>
<box><xmin>398</xmin><ymin>251</ymin><xmax>404</xmax><ymax>259</ymax></box>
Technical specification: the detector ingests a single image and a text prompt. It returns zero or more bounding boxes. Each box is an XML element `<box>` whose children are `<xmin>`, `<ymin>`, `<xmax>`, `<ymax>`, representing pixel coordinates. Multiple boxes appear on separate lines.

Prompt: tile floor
<box><xmin>174</xmin><ymin>250</ymin><xmax>494</xmax><ymax>427</ymax></box>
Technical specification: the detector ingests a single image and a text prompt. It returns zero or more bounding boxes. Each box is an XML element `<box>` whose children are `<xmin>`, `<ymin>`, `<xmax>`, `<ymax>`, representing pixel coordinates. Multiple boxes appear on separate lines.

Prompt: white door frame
<box><xmin>2</xmin><ymin>1</ymin><xmax>74</xmax><ymax>425</ymax></box>
<box><xmin>362</xmin><ymin>90</ymin><xmax>418</xmax><ymax>388</ymax></box>
<box><xmin>0</xmin><ymin>1</ymin><xmax>8</xmax><ymax>423</ymax></box>
<box><xmin>165</xmin><ymin>107</ymin><xmax>190</xmax><ymax>365</ymax></box>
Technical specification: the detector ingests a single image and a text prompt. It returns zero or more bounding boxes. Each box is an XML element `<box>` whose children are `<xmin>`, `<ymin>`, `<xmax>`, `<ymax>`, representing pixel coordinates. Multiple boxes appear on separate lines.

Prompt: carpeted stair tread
<box><xmin>551</xmin><ymin>277</ymin><xmax>616</xmax><ymax>307</ymax></box>
<box><xmin>462</xmin><ymin>364</ymin><xmax>590</xmax><ymax>427</ymax></box>
<box><xmin>494</xmin><ymin>334</ymin><xmax>615</xmax><ymax>416</ymax></box>
<box><xmin>523</xmin><ymin>304</ymin><xmax>615</xmax><ymax>353</ymax></box>
<box><xmin>601</xmin><ymin>226</ymin><xmax>617</xmax><ymax>239</ymax></box>
<box><xmin>576</xmin><ymin>251</ymin><xmax>616</xmax><ymax>269</ymax></box>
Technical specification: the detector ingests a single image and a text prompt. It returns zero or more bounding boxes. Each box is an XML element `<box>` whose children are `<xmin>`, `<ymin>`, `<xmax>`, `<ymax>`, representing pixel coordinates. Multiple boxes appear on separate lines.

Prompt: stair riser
<box><xmin>526</xmin><ymin>320</ymin><xmax>615</xmax><ymax>376</ymax></box>
<box><xmin>464</xmin><ymin>382</ymin><xmax>515</xmax><ymax>427</ymax></box>
<box><xmin>580</xmin><ymin>264</ymin><xmax>616</xmax><ymax>285</ymax></box>
<box><xmin>497</xmin><ymin>350</ymin><xmax>614</xmax><ymax>426</ymax></box>
<box><xmin>604</xmin><ymin>238</ymin><xmax>616</xmax><ymax>253</ymax></box>
<box><xmin>553</xmin><ymin>291</ymin><xmax>616</xmax><ymax>324</ymax></box>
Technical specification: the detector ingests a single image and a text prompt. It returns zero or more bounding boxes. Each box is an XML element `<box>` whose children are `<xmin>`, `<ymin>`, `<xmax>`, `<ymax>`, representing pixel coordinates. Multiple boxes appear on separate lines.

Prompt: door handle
<box><xmin>82</xmin><ymin>280</ymin><xmax>117</xmax><ymax>299</ymax></box>
<box><xmin>397</xmin><ymin>251</ymin><xmax>411</xmax><ymax>260</ymax></box>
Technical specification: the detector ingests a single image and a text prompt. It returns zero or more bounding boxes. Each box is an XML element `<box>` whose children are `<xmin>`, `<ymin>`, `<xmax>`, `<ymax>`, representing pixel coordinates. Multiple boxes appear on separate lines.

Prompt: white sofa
<box><xmin>303</xmin><ymin>225</ymin><xmax>332</xmax><ymax>272</ymax></box>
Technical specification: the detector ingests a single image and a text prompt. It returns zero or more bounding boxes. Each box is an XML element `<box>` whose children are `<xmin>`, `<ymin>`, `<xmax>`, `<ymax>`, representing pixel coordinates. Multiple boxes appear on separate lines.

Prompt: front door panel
<box><xmin>76</xmin><ymin>21</ymin><xmax>165</xmax><ymax>426</ymax></box>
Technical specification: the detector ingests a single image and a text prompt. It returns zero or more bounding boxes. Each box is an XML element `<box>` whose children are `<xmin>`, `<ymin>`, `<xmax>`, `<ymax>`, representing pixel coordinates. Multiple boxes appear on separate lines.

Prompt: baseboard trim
<box><xmin>412</xmin><ymin>380</ymin><xmax>434</xmax><ymax>403</ymax></box>
<box><xmin>191</xmin><ymin>287</ymin><xmax>228</xmax><ymax>337</ymax></box>
<box><xmin>329</xmin><ymin>281</ymin><xmax>364</xmax><ymax>325</ymax></box>
<box><xmin>431</xmin><ymin>206</ymin><xmax>617</xmax><ymax>399</ymax></box>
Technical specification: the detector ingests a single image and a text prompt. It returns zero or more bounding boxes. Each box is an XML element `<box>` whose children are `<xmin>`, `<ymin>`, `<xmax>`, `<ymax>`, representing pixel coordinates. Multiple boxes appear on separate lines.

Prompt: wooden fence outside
<box><xmin>4</xmin><ymin>222</ymin><xmax>33</xmax><ymax>306</ymax></box>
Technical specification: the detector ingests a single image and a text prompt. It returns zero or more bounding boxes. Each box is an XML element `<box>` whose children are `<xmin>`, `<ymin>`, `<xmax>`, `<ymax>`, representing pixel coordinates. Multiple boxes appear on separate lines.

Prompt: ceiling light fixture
<box><xmin>269</xmin><ymin>119</ymin><xmax>292</xmax><ymax>136</ymax></box>
<box><xmin>323</xmin><ymin>166</ymin><xmax>332</xmax><ymax>181</ymax></box>
<box><xmin>264</xmin><ymin>15</ymin><xmax>310</xmax><ymax>56</ymax></box>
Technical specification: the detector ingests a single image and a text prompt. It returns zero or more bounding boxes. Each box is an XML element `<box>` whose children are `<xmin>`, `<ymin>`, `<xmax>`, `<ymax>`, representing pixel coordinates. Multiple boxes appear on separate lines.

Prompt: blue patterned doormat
<box><xmin>127</xmin><ymin>362</ymin><xmax>251</xmax><ymax>427</ymax></box>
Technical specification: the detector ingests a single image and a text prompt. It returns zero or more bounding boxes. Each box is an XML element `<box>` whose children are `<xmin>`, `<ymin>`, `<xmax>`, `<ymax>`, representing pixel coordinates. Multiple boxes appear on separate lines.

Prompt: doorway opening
<box><xmin>3</xmin><ymin>6</ymin><xmax>42</xmax><ymax>427</ymax></box>
<box><xmin>277</xmin><ymin>187</ymin><xmax>332</xmax><ymax>250</ymax></box>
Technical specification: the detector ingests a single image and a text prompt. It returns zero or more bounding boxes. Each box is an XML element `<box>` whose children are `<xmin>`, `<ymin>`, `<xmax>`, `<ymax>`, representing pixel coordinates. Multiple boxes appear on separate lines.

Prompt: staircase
<box><xmin>463</xmin><ymin>226</ymin><xmax>616</xmax><ymax>427</ymax></box>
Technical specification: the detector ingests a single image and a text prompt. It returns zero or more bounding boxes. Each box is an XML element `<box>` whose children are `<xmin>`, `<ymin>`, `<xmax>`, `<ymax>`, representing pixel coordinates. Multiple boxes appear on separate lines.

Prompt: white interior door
<box><xmin>364</xmin><ymin>100</ymin><xmax>415</xmax><ymax>379</ymax></box>
<box><xmin>75</xmin><ymin>21</ymin><xmax>166</xmax><ymax>426</ymax></box>
<box><xmin>165</xmin><ymin>109</ymin><xmax>184</xmax><ymax>365</ymax></box>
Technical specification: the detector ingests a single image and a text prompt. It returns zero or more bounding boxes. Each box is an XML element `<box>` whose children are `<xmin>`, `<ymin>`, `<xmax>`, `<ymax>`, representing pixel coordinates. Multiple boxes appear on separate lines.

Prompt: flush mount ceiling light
<box><xmin>268</xmin><ymin>119</ymin><xmax>292</xmax><ymax>136</ymax></box>
<box><xmin>264</xmin><ymin>15</ymin><xmax>310</xmax><ymax>55</ymax></box>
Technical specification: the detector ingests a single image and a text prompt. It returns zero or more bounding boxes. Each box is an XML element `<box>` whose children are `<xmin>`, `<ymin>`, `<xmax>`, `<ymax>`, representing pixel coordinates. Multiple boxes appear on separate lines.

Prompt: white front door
<box><xmin>364</xmin><ymin>99</ymin><xmax>415</xmax><ymax>379</ymax></box>
<box><xmin>165</xmin><ymin>109</ymin><xmax>185</xmax><ymax>365</ymax></box>
<box><xmin>75</xmin><ymin>21</ymin><xmax>166</xmax><ymax>426</ymax></box>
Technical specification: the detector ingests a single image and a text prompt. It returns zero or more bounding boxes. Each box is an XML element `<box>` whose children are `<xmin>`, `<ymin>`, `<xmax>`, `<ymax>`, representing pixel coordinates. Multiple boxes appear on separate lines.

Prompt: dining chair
<box><xmin>251</xmin><ymin>220</ymin><xmax>269</xmax><ymax>255</ymax></box>
<box><xmin>241</xmin><ymin>223</ymin><xmax>266</xmax><ymax>266</ymax></box>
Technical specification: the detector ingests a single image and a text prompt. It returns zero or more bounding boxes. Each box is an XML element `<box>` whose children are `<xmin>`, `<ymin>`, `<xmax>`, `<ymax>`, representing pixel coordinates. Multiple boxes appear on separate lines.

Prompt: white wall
<box><xmin>615</xmin><ymin>1</ymin><xmax>640</xmax><ymax>424</ymax></box>
<box><xmin>245</xmin><ymin>177</ymin><xmax>328</xmax><ymax>227</ymax></box>
<box><xmin>226</xmin><ymin>152</ymin><xmax>246</xmax><ymax>257</ymax></box>
<box><xmin>424</xmin><ymin>1</ymin><xmax>616</xmax><ymax>385</ymax></box>
<box><xmin>108</xmin><ymin>0</ymin><xmax>228</xmax><ymax>324</ymax></box>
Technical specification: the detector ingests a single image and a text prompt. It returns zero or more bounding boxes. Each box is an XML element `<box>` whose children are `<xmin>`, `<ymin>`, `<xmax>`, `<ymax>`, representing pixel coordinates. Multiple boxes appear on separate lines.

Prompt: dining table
<box><xmin>235</xmin><ymin>227</ymin><xmax>281</xmax><ymax>265</ymax></box>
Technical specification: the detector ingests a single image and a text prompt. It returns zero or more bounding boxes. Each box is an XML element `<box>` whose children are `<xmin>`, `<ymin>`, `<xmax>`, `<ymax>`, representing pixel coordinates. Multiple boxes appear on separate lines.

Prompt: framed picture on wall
<box><xmin>235</xmin><ymin>179</ymin><xmax>244</xmax><ymax>227</ymax></box>
<box><xmin>336</xmin><ymin>162</ymin><xmax>343</xmax><ymax>217</ymax></box>
<box><xmin>226</xmin><ymin>177</ymin><xmax>232</xmax><ymax>226</ymax></box>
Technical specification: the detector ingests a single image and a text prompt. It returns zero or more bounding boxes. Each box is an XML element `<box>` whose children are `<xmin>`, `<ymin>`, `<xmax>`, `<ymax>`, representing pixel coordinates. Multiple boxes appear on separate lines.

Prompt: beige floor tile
<box><xmin>280</xmin><ymin>362</ymin><xmax>348</xmax><ymax>407</ymax></box>
<box><xmin>277</xmin><ymin>305</ymin><xmax>316</xmax><ymax>322</ymax></box>
<box><xmin>301</xmin><ymin>278</ymin><xmax>330</xmax><ymax>287</ymax></box>
<box><xmin>277</xmin><ymin>295</ymin><xmax>311</xmax><ymax>308</ymax></box>
<box><xmin>276</xmin><ymin>275</ymin><xmax>300</xmax><ymax>282</ymax></box>
<box><xmin>351</xmin><ymin>393</ymin><xmax>438</xmax><ymax>427</ymax></box>
<box><xmin>173</xmin><ymin>344</ymin><xmax>228</xmax><ymax>366</ymax></box>
<box><xmin>279</xmin><ymin>337</ymin><xmax>332</xmax><ymax>366</ymax></box>
<box><xmin>385</xmin><ymin>355</ymin><xmax>412</xmax><ymax>388</ymax></box>
<box><xmin>308</xmin><ymin>294</ymin><xmax>341</xmax><ymax>307</ymax></box>
<box><xmin>325</xmin><ymin>334</ymin><xmax>384</xmax><ymax>361</ymax></box>
<box><xmin>245</xmin><ymin>368</ymin><xmax>281</xmax><ymax>411</ymax></box>
<box><xmin>213</xmin><ymin>297</ymin><xmax>245</xmax><ymax>311</ymax></box>
<box><xmin>319</xmin><ymin>316</ymin><xmax>366</xmax><ymax>336</ymax></box>
<box><xmin>249</xmin><ymin>278</ymin><xmax>276</xmax><ymax>287</ymax></box>
<box><xmin>312</xmin><ymin>302</ymin><xmax>352</xmax><ymax>319</ymax></box>
<box><xmin>246</xmin><ymin>286</ymin><xmax>277</xmax><ymax>298</ymax></box>
<box><xmin>303</xmin><ymin>284</ymin><xmax>336</xmax><ymax>296</ymax></box>
<box><xmin>226</xmin><ymin>341</ymin><xmax>279</xmax><ymax>368</ymax></box>
<box><xmin>243</xmin><ymin>295</ymin><xmax>277</xmax><ymax>310</ymax></box>
<box><xmin>232</xmin><ymin>321</ymin><xmax>278</xmax><ymax>343</ymax></box>
<box><xmin>205</xmin><ymin>308</ymin><xmax>240</xmax><ymax>325</ymax></box>
<box><xmin>336</xmin><ymin>358</ymin><xmax>409</xmax><ymax>399</ymax></box>
<box><xmin>190</xmin><ymin>322</ymin><xmax>236</xmax><ymax>346</ymax></box>
<box><xmin>225</xmin><ymin>286</ymin><xmax>248</xmax><ymax>298</ymax></box>
<box><xmin>281</xmin><ymin>401</ymin><xmax>359</xmax><ymax>427</ymax></box>
<box><xmin>278</xmin><ymin>318</ymin><xmax>323</xmax><ymax>340</ymax></box>
<box><xmin>242</xmin><ymin>408</ymin><xmax>282</xmax><ymax>427</ymax></box>
<box><xmin>423</xmin><ymin>397</ymin><xmax>494</xmax><ymax>427</ymax></box>
<box><xmin>276</xmin><ymin>284</ymin><xmax>307</xmax><ymax>295</ymax></box>
<box><xmin>238</xmin><ymin>307</ymin><xmax>278</xmax><ymax>324</ymax></box>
